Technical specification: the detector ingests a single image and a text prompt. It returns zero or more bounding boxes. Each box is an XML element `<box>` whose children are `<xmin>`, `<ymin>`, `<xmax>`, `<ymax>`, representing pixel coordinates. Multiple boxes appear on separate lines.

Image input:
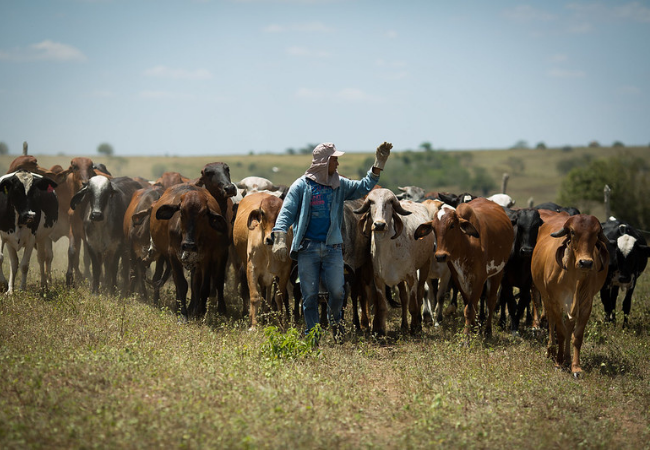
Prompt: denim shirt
<box><xmin>273</xmin><ymin>169</ymin><xmax>380</xmax><ymax>260</ymax></box>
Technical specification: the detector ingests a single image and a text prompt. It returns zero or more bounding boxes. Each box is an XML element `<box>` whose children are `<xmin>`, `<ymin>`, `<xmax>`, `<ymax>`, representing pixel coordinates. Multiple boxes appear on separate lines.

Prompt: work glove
<box><xmin>373</xmin><ymin>141</ymin><xmax>392</xmax><ymax>171</ymax></box>
<box><xmin>272</xmin><ymin>231</ymin><xmax>289</xmax><ymax>262</ymax></box>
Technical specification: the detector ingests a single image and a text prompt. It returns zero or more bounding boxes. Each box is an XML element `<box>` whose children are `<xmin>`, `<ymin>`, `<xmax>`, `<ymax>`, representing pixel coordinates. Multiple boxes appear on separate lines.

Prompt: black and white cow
<box><xmin>70</xmin><ymin>176</ymin><xmax>143</xmax><ymax>294</ymax></box>
<box><xmin>0</xmin><ymin>170</ymin><xmax>58</xmax><ymax>293</ymax></box>
<box><xmin>498</xmin><ymin>207</ymin><xmax>544</xmax><ymax>334</ymax></box>
<box><xmin>600</xmin><ymin>218</ymin><xmax>650</xmax><ymax>325</ymax></box>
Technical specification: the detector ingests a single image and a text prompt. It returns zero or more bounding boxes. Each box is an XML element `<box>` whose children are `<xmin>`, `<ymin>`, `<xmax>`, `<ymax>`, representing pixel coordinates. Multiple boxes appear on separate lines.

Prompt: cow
<box><xmin>419</xmin><ymin>199</ymin><xmax>453</xmax><ymax>327</ymax></box>
<box><xmin>0</xmin><ymin>171</ymin><xmax>58</xmax><ymax>293</ymax></box>
<box><xmin>498</xmin><ymin>207</ymin><xmax>544</xmax><ymax>334</ymax></box>
<box><xmin>414</xmin><ymin>197</ymin><xmax>514</xmax><ymax>338</ymax></box>
<box><xmin>236</xmin><ymin>176</ymin><xmax>275</xmax><ymax>196</ymax></box>
<box><xmin>533</xmin><ymin>202</ymin><xmax>581</xmax><ymax>216</ymax></box>
<box><xmin>437</xmin><ymin>192</ymin><xmax>477</xmax><ymax>207</ymax></box>
<box><xmin>150</xmin><ymin>184</ymin><xmax>231</xmax><ymax>321</ymax></box>
<box><xmin>354</xmin><ymin>188</ymin><xmax>435</xmax><ymax>335</ymax></box>
<box><xmin>599</xmin><ymin>218</ymin><xmax>650</xmax><ymax>325</ymax></box>
<box><xmin>396</xmin><ymin>185</ymin><xmax>426</xmax><ymax>202</ymax></box>
<box><xmin>233</xmin><ymin>192</ymin><xmax>293</xmax><ymax>330</ymax></box>
<box><xmin>155</xmin><ymin>171</ymin><xmax>190</xmax><ymax>189</ymax></box>
<box><xmin>70</xmin><ymin>176</ymin><xmax>143</xmax><ymax>294</ymax></box>
<box><xmin>487</xmin><ymin>193</ymin><xmax>515</xmax><ymax>208</ymax></box>
<box><xmin>531</xmin><ymin>210</ymin><xmax>609</xmax><ymax>377</ymax></box>
<box><xmin>124</xmin><ymin>185</ymin><xmax>166</xmax><ymax>302</ymax></box>
<box><xmin>61</xmin><ymin>157</ymin><xmax>112</xmax><ymax>287</ymax></box>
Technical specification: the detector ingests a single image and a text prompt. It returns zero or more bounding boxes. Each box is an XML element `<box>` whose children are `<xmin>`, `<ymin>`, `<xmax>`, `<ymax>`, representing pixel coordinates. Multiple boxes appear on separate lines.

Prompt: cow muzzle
<box><xmin>90</xmin><ymin>211</ymin><xmax>104</xmax><ymax>221</ymax></box>
<box><xmin>435</xmin><ymin>252</ymin><xmax>448</xmax><ymax>263</ymax></box>
<box><xmin>577</xmin><ymin>259</ymin><xmax>594</xmax><ymax>270</ymax></box>
<box><xmin>372</xmin><ymin>221</ymin><xmax>387</xmax><ymax>232</ymax></box>
<box><xmin>19</xmin><ymin>211</ymin><xmax>37</xmax><ymax>225</ymax></box>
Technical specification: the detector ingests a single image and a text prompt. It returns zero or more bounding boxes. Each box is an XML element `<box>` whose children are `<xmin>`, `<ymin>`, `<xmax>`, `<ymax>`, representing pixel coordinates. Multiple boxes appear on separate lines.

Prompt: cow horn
<box><xmin>550</xmin><ymin>228</ymin><xmax>568</xmax><ymax>238</ymax></box>
<box><xmin>391</xmin><ymin>198</ymin><xmax>412</xmax><ymax>216</ymax></box>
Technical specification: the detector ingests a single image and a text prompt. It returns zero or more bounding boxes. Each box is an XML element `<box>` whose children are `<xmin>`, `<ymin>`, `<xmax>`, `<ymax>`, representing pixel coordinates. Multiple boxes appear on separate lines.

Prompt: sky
<box><xmin>1</xmin><ymin>0</ymin><xmax>649</xmax><ymax>156</ymax></box>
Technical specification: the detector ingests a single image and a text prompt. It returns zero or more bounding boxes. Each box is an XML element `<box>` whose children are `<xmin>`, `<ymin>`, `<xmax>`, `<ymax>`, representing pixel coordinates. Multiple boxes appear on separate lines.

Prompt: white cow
<box><xmin>354</xmin><ymin>188</ymin><xmax>434</xmax><ymax>335</ymax></box>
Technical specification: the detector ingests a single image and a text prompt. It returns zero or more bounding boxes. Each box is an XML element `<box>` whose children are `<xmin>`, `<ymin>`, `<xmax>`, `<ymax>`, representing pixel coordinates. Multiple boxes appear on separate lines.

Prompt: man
<box><xmin>272</xmin><ymin>141</ymin><xmax>392</xmax><ymax>340</ymax></box>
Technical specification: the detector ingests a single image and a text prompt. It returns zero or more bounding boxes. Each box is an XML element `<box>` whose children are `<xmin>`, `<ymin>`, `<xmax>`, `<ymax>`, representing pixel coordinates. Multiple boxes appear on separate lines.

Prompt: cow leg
<box><xmin>514</xmin><ymin>284</ymin><xmax>532</xmax><ymax>334</ymax></box>
<box><xmin>150</xmin><ymin>257</ymin><xmax>169</xmax><ymax>306</ymax></box>
<box><xmin>372</xmin><ymin>278</ymin><xmax>389</xmax><ymax>336</ymax></box>
<box><xmin>66</xmin><ymin>234</ymin><xmax>82</xmax><ymax>287</ymax></box>
<box><xmin>212</xmin><ymin>259</ymin><xmax>228</xmax><ymax>316</ymax></box>
<box><xmin>0</xmin><ymin>239</ymin><xmax>7</xmax><ymax>292</ymax></box>
<box><xmin>88</xmin><ymin>247</ymin><xmax>102</xmax><ymax>294</ymax></box>
<box><xmin>397</xmin><ymin>281</ymin><xmax>409</xmax><ymax>332</ymax></box>
<box><xmin>434</xmin><ymin>271</ymin><xmax>452</xmax><ymax>327</ymax></box>
<box><xmin>570</xmin><ymin>298</ymin><xmax>593</xmax><ymax>377</ymax></box>
<box><xmin>350</xmin><ymin>271</ymin><xmax>362</xmax><ymax>330</ymax></box>
<box><xmin>238</xmin><ymin>265</ymin><xmax>250</xmax><ymax>319</ymax></box>
<box><xmin>18</xmin><ymin>237</ymin><xmax>36</xmax><ymax>291</ymax></box>
<box><xmin>105</xmin><ymin>251</ymin><xmax>121</xmax><ymax>296</ymax></box>
<box><xmin>247</xmin><ymin>266</ymin><xmax>263</xmax><ymax>330</ymax></box>
<box><xmin>170</xmin><ymin>258</ymin><xmax>189</xmax><ymax>321</ymax></box>
<box><xmin>6</xmin><ymin>245</ymin><xmax>19</xmax><ymax>294</ymax></box>
<box><xmin>483</xmin><ymin>273</ymin><xmax>504</xmax><ymax>337</ymax></box>
<box><xmin>498</xmin><ymin>285</ymin><xmax>513</xmax><ymax>331</ymax></box>
<box><xmin>422</xmin><ymin>278</ymin><xmax>437</xmax><ymax>326</ymax></box>
<box><xmin>619</xmin><ymin>282</ymin><xmax>635</xmax><ymax>327</ymax></box>
<box><xmin>37</xmin><ymin>238</ymin><xmax>54</xmax><ymax>293</ymax></box>
<box><xmin>600</xmin><ymin>286</ymin><xmax>617</xmax><ymax>322</ymax></box>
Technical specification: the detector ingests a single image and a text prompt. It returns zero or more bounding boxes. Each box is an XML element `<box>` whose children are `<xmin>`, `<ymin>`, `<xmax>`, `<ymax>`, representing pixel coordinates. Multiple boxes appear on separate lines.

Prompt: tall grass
<box><xmin>1</xmin><ymin>271</ymin><xmax>649</xmax><ymax>449</ymax></box>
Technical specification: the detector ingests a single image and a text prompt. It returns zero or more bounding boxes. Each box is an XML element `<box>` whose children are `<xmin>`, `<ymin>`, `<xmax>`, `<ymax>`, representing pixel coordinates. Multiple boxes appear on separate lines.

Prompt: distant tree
<box><xmin>467</xmin><ymin>167</ymin><xmax>496</xmax><ymax>196</ymax></box>
<box><xmin>0</xmin><ymin>141</ymin><xmax>8</xmax><ymax>155</ymax></box>
<box><xmin>286</xmin><ymin>148</ymin><xmax>296</xmax><ymax>155</ymax></box>
<box><xmin>511</xmin><ymin>140</ymin><xmax>529</xmax><ymax>150</ymax></box>
<box><xmin>420</xmin><ymin>141</ymin><xmax>433</xmax><ymax>152</ymax></box>
<box><xmin>535</xmin><ymin>142</ymin><xmax>547</xmax><ymax>150</ymax></box>
<box><xmin>588</xmin><ymin>140</ymin><xmax>600</xmax><ymax>148</ymax></box>
<box><xmin>97</xmin><ymin>142</ymin><xmax>114</xmax><ymax>157</ymax></box>
<box><xmin>556</xmin><ymin>154</ymin><xmax>594</xmax><ymax>175</ymax></box>
<box><xmin>561</xmin><ymin>145</ymin><xmax>573</xmax><ymax>152</ymax></box>
<box><xmin>558</xmin><ymin>154</ymin><xmax>650</xmax><ymax>229</ymax></box>
<box><xmin>612</xmin><ymin>140</ymin><xmax>625</xmax><ymax>148</ymax></box>
<box><xmin>506</xmin><ymin>156</ymin><xmax>525</xmax><ymax>175</ymax></box>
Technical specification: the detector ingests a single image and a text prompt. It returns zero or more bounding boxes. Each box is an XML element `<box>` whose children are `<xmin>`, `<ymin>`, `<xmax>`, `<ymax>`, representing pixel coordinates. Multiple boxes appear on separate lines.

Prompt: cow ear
<box><xmin>35</xmin><ymin>176</ymin><xmax>57</xmax><ymax>191</ymax></box>
<box><xmin>247</xmin><ymin>209</ymin><xmax>262</xmax><ymax>230</ymax></box>
<box><xmin>641</xmin><ymin>244</ymin><xmax>650</xmax><ymax>258</ymax></box>
<box><xmin>156</xmin><ymin>204</ymin><xmax>180</xmax><ymax>220</ymax></box>
<box><xmin>208</xmin><ymin>211</ymin><xmax>228</xmax><ymax>233</ymax></box>
<box><xmin>459</xmin><ymin>218</ymin><xmax>479</xmax><ymax>237</ymax></box>
<box><xmin>391</xmin><ymin>212</ymin><xmax>404</xmax><ymax>239</ymax></box>
<box><xmin>70</xmin><ymin>186</ymin><xmax>88</xmax><ymax>211</ymax></box>
<box><xmin>555</xmin><ymin>243</ymin><xmax>568</xmax><ymax>270</ymax></box>
<box><xmin>358</xmin><ymin>212</ymin><xmax>372</xmax><ymax>238</ymax></box>
<box><xmin>132</xmin><ymin>208</ymin><xmax>151</xmax><ymax>226</ymax></box>
<box><xmin>414</xmin><ymin>222</ymin><xmax>433</xmax><ymax>240</ymax></box>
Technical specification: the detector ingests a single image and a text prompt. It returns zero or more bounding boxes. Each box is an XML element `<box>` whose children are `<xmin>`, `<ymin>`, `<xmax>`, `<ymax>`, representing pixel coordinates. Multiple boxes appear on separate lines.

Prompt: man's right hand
<box><xmin>272</xmin><ymin>231</ymin><xmax>289</xmax><ymax>262</ymax></box>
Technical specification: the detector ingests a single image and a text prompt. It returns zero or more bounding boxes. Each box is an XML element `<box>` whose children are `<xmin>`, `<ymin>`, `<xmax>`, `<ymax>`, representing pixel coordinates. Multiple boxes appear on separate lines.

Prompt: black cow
<box><xmin>498</xmin><ymin>207</ymin><xmax>544</xmax><ymax>334</ymax></box>
<box><xmin>600</xmin><ymin>218</ymin><xmax>650</xmax><ymax>325</ymax></box>
<box><xmin>533</xmin><ymin>202</ymin><xmax>581</xmax><ymax>216</ymax></box>
<box><xmin>0</xmin><ymin>170</ymin><xmax>58</xmax><ymax>293</ymax></box>
<box><xmin>70</xmin><ymin>176</ymin><xmax>143</xmax><ymax>294</ymax></box>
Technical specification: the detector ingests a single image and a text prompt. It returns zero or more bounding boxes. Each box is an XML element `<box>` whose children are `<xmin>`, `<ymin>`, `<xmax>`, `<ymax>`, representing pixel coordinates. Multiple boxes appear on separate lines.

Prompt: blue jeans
<box><xmin>297</xmin><ymin>240</ymin><xmax>346</xmax><ymax>333</ymax></box>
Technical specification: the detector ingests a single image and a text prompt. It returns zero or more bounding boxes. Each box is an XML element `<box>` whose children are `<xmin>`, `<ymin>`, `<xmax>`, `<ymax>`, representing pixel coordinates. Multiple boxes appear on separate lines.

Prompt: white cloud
<box><xmin>0</xmin><ymin>40</ymin><xmax>86</xmax><ymax>62</ymax></box>
<box><xmin>548</xmin><ymin>54</ymin><xmax>568</xmax><ymax>63</ymax></box>
<box><xmin>286</xmin><ymin>46</ymin><xmax>331</xmax><ymax>57</ymax></box>
<box><xmin>566</xmin><ymin>2</ymin><xmax>650</xmax><ymax>23</ymax></box>
<box><xmin>138</xmin><ymin>91</ymin><xmax>194</xmax><ymax>100</ymax></box>
<box><xmin>616</xmin><ymin>85</ymin><xmax>641</xmax><ymax>95</ymax></box>
<box><xmin>143</xmin><ymin>65</ymin><xmax>212</xmax><ymax>80</ymax></box>
<box><xmin>295</xmin><ymin>87</ymin><xmax>383</xmax><ymax>103</ymax></box>
<box><xmin>385</xmin><ymin>30</ymin><xmax>398</xmax><ymax>39</ymax></box>
<box><xmin>547</xmin><ymin>68</ymin><xmax>586</xmax><ymax>78</ymax></box>
<box><xmin>263</xmin><ymin>21</ymin><xmax>334</xmax><ymax>33</ymax></box>
<box><xmin>502</xmin><ymin>5</ymin><xmax>556</xmax><ymax>22</ymax></box>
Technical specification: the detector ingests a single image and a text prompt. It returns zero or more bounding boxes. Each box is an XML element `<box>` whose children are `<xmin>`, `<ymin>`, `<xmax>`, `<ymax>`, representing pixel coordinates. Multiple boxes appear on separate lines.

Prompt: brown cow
<box><xmin>155</xmin><ymin>171</ymin><xmax>190</xmax><ymax>189</ymax></box>
<box><xmin>124</xmin><ymin>185</ymin><xmax>165</xmax><ymax>301</ymax></box>
<box><xmin>150</xmin><ymin>184</ymin><xmax>230</xmax><ymax>320</ymax></box>
<box><xmin>233</xmin><ymin>192</ymin><xmax>293</xmax><ymax>330</ymax></box>
<box><xmin>531</xmin><ymin>210</ymin><xmax>609</xmax><ymax>377</ymax></box>
<box><xmin>414</xmin><ymin>197</ymin><xmax>514</xmax><ymax>337</ymax></box>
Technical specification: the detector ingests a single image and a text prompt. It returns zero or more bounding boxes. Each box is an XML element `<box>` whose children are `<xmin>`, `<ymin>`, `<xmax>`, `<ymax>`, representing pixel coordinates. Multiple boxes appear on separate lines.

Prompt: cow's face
<box><xmin>70</xmin><ymin>176</ymin><xmax>113</xmax><ymax>222</ymax></box>
<box><xmin>69</xmin><ymin>157</ymin><xmax>96</xmax><ymax>186</ymax></box>
<box><xmin>513</xmin><ymin>209</ymin><xmax>543</xmax><ymax>258</ymax></box>
<box><xmin>0</xmin><ymin>171</ymin><xmax>56</xmax><ymax>228</ymax></box>
<box><xmin>551</xmin><ymin>215</ymin><xmax>608</xmax><ymax>272</ymax></box>
<box><xmin>354</xmin><ymin>188</ymin><xmax>411</xmax><ymax>240</ymax></box>
<box><xmin>247</xmin><ymin>195</ymin><xmax>284</xmax><ymax>246</ymax></box>
<box><xmin>198</xmin><ymin>163</ymin><xmax>237</xmax><ymax>199</ymax></box>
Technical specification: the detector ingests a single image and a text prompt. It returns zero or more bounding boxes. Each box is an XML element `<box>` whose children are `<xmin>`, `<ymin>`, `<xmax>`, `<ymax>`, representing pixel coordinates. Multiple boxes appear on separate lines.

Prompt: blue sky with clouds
<box><xmin>1</xmin><ymin>0</ymin><xmax>649</xmax><ymax>156</ymax></box>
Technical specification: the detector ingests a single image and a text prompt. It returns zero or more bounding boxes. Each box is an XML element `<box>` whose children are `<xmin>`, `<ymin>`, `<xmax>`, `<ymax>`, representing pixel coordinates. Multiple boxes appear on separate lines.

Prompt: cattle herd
<box><xmin>1</xmin><ymin>153</ymin><xmax>649</xmax><ymax>378</ymax></box>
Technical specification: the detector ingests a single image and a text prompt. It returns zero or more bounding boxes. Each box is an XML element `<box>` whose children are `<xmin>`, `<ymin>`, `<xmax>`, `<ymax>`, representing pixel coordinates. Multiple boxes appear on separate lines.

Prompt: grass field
<box><xmin>1</xmin><ymin>146</ymin><xmax>649</xmax><ymax>449</ymax></box>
